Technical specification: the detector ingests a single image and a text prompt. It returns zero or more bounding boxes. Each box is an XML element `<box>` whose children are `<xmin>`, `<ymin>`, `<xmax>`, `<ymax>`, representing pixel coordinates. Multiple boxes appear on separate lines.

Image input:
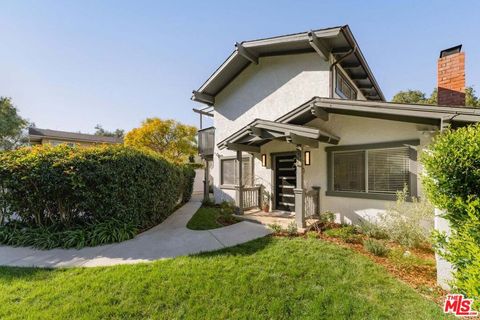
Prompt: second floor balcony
<box><xmin>198</xmin><ymin>127</ymin><xmax>214</xmax><ymax>158</ymax></box>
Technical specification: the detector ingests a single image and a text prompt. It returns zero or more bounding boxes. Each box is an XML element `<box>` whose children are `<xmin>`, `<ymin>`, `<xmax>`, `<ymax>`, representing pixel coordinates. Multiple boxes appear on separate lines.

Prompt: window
<box><xmin>327</xmin><ymin>141</ymin><xmax>417</xmax><ymax>200</ymax></box>
<box><xmin>220</xmin><ymin>157</ymin><xmax>253</xmax><ymax>187</ymax></box>
<box><xmin>333</xmin><ymin>151</ymin><xmax>365</xmax><ymax>192</ymax></box>
<box><xmin>367</xmin><ymin>148</ymin><xmax>409</xmax><ymax>194</ymax></box>
<box><xmin>335</xmin><ymin>69</ymin><xmax>357</xmax><ymax>100</ymax></box>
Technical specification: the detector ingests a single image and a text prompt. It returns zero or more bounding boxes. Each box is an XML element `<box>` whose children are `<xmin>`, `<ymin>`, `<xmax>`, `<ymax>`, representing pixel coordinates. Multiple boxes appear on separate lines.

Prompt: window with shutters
<box><xmin>220</xmin><ymin>157</ymin><xmax>253</xmax><ymax>187</ymax></box>
<box><xmin>327</xmin><ymin>143</ymin><xmax>415</xmax><ymax>200</ymax></box>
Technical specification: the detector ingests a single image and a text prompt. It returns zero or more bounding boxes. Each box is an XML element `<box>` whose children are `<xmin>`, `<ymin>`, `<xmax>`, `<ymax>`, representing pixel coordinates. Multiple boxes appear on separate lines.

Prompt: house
<box><xmin>192</xmin><ymin>25</ymin><xmax>480</xmax><ymax>229</ymax></box>
<box><xmin>28</xmin><ymin>127</ymin><xmax>122</xmax><ymax>147</ymax></box>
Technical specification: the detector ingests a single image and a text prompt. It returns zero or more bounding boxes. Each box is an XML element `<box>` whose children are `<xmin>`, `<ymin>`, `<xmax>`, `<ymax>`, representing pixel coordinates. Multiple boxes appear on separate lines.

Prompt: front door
<box><xmin>275</xmin><ymin>154</ymin><xmax>297</xmax><ymax>211</ymax></box>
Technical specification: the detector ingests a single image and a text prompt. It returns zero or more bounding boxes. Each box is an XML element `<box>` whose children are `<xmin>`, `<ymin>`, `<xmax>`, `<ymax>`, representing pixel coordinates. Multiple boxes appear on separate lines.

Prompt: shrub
<box><xmin>268</xmin><ymin>223</ymin><xmax>282</xmax><ymax>234</ymax></box>
<box><xmin>380</xmin><ymin>187</ymin><xmax>433</xmax><ymax>248</ymax></box>
<box><xmin>359</xmin><ymin>221</ymin><xmax>389</xmax><ymax>240</ymax></box>
<box><xmin>0</xmin><ymin>145</ymin><xmax>194</xmax><ymax>249</ymax></box>
<box><xmin>319</xmin><ymin>211</ymin><xmax>335</xmax><ymax>224</ymax></box>
<box><xmin>344</xmin><ymin>234</ymin><xmax>363</xmax><ymax>244</ymax></box>
<box><xmin>422</xmin><ymin>125</ymin><xmax>480</xmax><ymax>228</ymax></box>
<box><xmin>286</xmin><ymin>221</ymin><xmax>298</xmax><ymax>236</ymax></box>
<box><xmin>422</xmin><ymin>125</ymin><xmax>480</xmax><ymax>307</ymax></box>
<box><xmin>180</xmin><ymin>165</ymin><xmax>196</xmax><ymax>203</ymax></box>
<box><xmin>364</xmin><ymin>239</ymin><xmax>390</xmax><ymax>257</ymax></box>
<box><xmin>432</xmin><ymin>199</ymin><xmax>480</xmax><ymax>308</ymax></box>
<box><xmin>324</xmin><ymin>226</ymin><xmax>357</xmax><ymax>239</ymax></box>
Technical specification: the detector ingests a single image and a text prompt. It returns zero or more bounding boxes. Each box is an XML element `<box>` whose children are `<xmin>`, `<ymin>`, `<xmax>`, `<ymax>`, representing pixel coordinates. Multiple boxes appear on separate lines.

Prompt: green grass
<box><xmin>186</xmin><ymin>205</ymin><xmax>239</xmax><ymax>230</ymax></box>
<box><xmin>0</xmin><ymin>237</ymin><xmax>448</xmax><ymax>319</ymax></box>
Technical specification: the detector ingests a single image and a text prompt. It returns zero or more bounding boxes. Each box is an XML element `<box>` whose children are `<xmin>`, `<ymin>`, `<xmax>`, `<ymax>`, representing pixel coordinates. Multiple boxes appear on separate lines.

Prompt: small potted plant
<box><xmin>262</xmin><ymin>190</ymin><xmax>271</xmax><ymax>213</ymax></box>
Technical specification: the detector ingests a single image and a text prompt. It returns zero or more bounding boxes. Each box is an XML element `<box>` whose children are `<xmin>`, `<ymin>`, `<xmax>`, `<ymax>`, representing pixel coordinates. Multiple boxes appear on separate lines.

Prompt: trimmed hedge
<box><xmin>0</xmin><ymin>145</ymin><xmax>195</xmax><ymax>248</ymax></box>
<box><xmin>422</xmin><ymin>124</ymin><xmax>480</xmax><ymax>308</ymax></box>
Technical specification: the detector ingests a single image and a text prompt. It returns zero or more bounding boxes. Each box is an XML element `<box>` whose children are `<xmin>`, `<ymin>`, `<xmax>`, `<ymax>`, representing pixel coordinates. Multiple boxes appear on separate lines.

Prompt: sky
<box><xmin>1</xmin><ymin>0</ymin><xmax>480</xmax><ymax>134</ymax></box>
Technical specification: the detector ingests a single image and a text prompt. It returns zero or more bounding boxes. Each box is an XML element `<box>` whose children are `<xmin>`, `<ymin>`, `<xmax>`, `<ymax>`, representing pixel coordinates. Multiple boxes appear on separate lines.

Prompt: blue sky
<box><xmin>1</xmin><ymin>0</ymin><xmax>479</xmax><ymax>133</ymax></box>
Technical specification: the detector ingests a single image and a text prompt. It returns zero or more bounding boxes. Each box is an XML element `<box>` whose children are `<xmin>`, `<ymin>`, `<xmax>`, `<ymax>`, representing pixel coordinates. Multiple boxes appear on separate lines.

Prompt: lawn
<box><xmin>0</xmin><ymin>237</ymin><xmax>448</xmax><ymax>319</ymax></box>
<box><xmin>186</xmin><ymin>205</ymin><xmax>240</xmax><ymax>230</ymax></box>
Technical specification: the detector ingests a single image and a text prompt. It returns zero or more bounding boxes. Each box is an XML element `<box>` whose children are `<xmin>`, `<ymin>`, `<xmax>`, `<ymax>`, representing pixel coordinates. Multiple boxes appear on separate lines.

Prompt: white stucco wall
<box><xmin>210</xmin><ymin>51</ymin><xmax>437</xmax><ymax>223</ymax></box>
<box><xmin>212</xmin><ymin>52</ymin><xmax>331</xmax><ymax>203</ymax></box>
<box><xmin>254</xmin><ymin>114</ymin><xmax>437</xmax><ymax>223</ymax></box>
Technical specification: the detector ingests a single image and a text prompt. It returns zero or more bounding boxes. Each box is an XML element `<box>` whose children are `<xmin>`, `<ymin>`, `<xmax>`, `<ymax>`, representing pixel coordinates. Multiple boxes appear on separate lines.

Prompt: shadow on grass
<box><xmin>192</xmin><ymin>235</ymin><xmax>275</xmax><ymax>259</ymax></box>
<box><xmin>0</xmin><ymin>265</ymin><xmax>58</xmax><ymax>281</ymax></box>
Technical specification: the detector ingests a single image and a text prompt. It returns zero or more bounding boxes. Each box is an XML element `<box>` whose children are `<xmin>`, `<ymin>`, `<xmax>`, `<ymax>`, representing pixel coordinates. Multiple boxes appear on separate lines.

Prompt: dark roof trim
<box><xmin>192</xmin><ymin>25</ymin><xmax>384</xmax><ymax>104</ymax></box>
<box><xmin>277</xmin><ymin>97</ymin><xmax>480</xmax><ymax>126</ymax></box>
<box><xmin>28</xmin><ymin>128</ymin><xmax>122</xmax><ymax>144</ymax></box>
<box><xmin>217</xmin><ymin>118</ymin><xmax>340</xmax><ymax>150</ymax></box>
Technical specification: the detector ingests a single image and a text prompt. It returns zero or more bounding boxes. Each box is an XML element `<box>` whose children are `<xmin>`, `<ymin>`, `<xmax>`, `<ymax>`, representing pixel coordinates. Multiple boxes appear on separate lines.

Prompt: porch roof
<box><xmin>218</xmin><ymin>119</ymin><xmax>340</xmax><ymax>152</ymax></box>
<box><xmin>277</xmin><ymin>97</ymin><xmax>480</xmax><ymax>127</ymax></box>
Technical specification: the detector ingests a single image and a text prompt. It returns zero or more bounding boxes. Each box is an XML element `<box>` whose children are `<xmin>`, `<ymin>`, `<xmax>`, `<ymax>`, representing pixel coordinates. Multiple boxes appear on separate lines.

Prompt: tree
<box><xmin>392</xmin><ymin>87</ymin><xmax>480</xmax><ymax>107</ymax></box>
<box><xmin>94</xmin><ymin>124</ymin><xmax>125</xmax><ymax>138</ymax></box>
<box><xmin>391</xmin><ymin>90</ymin><xmax>429</xmax><ymax>104</ymax></box>
<box><xmin>124</xmin><ymin>118</ymin><xmax>197</xmax><ymax>164</ymax></box>
<box><xmin>0</xmin><ymin>97</ymin><xmax>28</xmax><ymax>150</ymax></box>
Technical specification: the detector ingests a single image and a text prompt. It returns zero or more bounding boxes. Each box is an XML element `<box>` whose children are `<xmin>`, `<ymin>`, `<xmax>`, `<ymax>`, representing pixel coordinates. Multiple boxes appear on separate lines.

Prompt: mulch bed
<box><xmin>317</xmin><ymin>234</ymin><xmax>447</xmax><ymax>305</ymax></box>
<box><xmin>273</xmin><ymin>228</ymin><xmax>449</xmax><ymax>307</ymax></box>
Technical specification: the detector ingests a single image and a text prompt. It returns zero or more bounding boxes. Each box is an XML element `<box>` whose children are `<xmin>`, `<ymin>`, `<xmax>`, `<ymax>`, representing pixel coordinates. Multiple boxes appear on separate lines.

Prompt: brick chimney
<box><xmin>437</xmin><ymin>45</ymin><xmax>465</xmax><ymax>106</ymax></box>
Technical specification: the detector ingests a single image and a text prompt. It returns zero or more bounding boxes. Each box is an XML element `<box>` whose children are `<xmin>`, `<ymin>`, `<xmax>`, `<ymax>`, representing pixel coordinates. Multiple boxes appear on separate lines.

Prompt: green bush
<box><xmin>364</xmin><ymin>239</ymin><xmax>390</xmax><ymax>257</ymax></box>
<box><xmin>358</xmin><ymin>221</ymin><xmax>389</xmax><ymax>240</ymax></box>
<box><xmin>380</xmin><ymin>187</ymin><xmax>433</xmax><ymax>248</ymax></box>
<box><xmin>286</xmin><ymin>221</ymin><xmax>298</xmax><ymax>236</ymax></box>
<box><xmin>268</xmin><ymin>223</ymin><xmax>282</xmax><ymax>234</ymax></box>
<box><xmin>422</xmin><ymin>125</ymin><xmax>480</xmax><ymax>307</ymax></box>
<box><xmin>180</xmin><ymin>165</ymin><xmax>196</xmax><ymax>203</ymax></box>
<box><xmin>432</xmin><ymin>200</ymin><xmax>480</xmax><ymax>308</ymax></box>
<box><xmin>0</xmin><ymin>145</ymin><xmax>195</xmax><ymax>249</ymax></box>
<box><xmin>319</xmin><ymin>211</ymin><xmax>335</xmax><ymax>224</ymax></box>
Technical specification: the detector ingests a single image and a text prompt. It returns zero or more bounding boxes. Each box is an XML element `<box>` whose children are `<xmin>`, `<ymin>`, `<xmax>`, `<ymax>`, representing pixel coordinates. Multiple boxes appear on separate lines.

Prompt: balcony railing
<box><xmin>198</xmin><ymin>127</ymin><xmax>214</xmax><ymax>158</ymax></box>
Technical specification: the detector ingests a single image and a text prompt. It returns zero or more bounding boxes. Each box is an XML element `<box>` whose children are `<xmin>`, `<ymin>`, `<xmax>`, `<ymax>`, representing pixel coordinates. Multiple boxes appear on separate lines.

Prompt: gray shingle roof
<box><xmin>28</xmin><ymin>127</ymin><xmax>122</xmax><ymax>144</ymax></box>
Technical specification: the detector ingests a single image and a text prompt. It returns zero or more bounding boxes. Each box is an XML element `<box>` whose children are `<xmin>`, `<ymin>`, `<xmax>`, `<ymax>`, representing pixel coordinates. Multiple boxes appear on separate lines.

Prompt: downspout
<box><xmin>329</xmin><ymin>45</ymin><xmax>356</xmax><ymax>98</ymax></box>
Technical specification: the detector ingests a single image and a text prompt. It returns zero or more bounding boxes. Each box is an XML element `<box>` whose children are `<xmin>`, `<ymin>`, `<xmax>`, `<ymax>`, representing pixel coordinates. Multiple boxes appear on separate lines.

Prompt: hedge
<box><xmin>0</xmin><ymin>145</ymin><xmax>195</xmax><ymax>248</ymax></box>
<box><xmin>422</xmin><ymin>124</ymin><xmax>480</xmax><ymax>308</ymax></box>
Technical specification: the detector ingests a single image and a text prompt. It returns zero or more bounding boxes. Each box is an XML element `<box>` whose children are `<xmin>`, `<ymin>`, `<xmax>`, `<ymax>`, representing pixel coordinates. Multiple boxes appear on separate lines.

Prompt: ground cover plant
<box><xmin>0</xmin><ymin>145</ymin><xmax>195</xmax><ymax>249</ymax></box>
<box><xmin>0</xmin><ymin>237</ymin><xmax>448</xmax><ymax>319</ymax></box>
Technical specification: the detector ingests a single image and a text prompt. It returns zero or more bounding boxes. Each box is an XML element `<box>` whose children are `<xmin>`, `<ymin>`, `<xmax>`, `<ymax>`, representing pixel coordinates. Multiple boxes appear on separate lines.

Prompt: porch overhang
<box><xmin>218</xmin><ymin>119</ymin><xmax>340</xmax><ymax>152</ymax></box>
<box><xmin>277</xmin><ymin>97</ymin><xmax>480</xmax><ymax>127</ymax></box>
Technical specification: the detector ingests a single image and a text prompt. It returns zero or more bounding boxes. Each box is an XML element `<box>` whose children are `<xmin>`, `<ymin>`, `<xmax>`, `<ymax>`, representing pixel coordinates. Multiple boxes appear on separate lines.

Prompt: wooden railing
<box><xmin>241</xmin><ymin>185</ymin><xmax>262</xmax><ymax>210</ymax></box>
<box><xmin>305</xmin><ymin>186</ymin><xmax>321</xmax><ymax>218</ymax></box>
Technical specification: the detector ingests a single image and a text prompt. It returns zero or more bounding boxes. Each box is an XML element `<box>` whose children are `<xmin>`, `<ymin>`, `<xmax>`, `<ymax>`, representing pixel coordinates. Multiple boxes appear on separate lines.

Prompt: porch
<box><xmin>217</xmin><ymin>117</ymin><xmax>339</xmax><ymax>228</ymax></box>
<box><xmin>233</xmin><ymin>184</ymin><xmax>322</xmax><ymax>231</ymax></box>
<box><xmin>235</xmin><ymin>208</ymin><xmax>320</xmax><ymax>233</ymax></box>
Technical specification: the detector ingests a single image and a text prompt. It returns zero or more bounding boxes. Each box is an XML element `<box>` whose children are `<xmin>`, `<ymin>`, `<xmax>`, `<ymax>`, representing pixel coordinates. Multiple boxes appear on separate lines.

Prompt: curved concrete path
<box><xmin>0</xmin><ymin>195</ymin><xmax>271</xmax><ymax>268</ymax></box>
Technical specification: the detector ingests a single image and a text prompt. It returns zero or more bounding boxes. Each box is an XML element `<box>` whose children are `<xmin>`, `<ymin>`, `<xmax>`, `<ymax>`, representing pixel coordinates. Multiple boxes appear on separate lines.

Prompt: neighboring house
<box><xmin>28</xmin><ymin>127</ymin><xmax>122</xmax><ymax>147</ymax></box>
<box><xmin>192</xmin><ymin>25</ymin><xmax>480</xmax><ymax>230</ymax></box>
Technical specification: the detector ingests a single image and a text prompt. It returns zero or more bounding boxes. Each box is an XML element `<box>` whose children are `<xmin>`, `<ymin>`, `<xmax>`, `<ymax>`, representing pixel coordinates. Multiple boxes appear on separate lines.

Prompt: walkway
<box><xmin>0</xmin><ymin>195</ymin><xmax>271</xmax><ymax>268</ymax></box>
